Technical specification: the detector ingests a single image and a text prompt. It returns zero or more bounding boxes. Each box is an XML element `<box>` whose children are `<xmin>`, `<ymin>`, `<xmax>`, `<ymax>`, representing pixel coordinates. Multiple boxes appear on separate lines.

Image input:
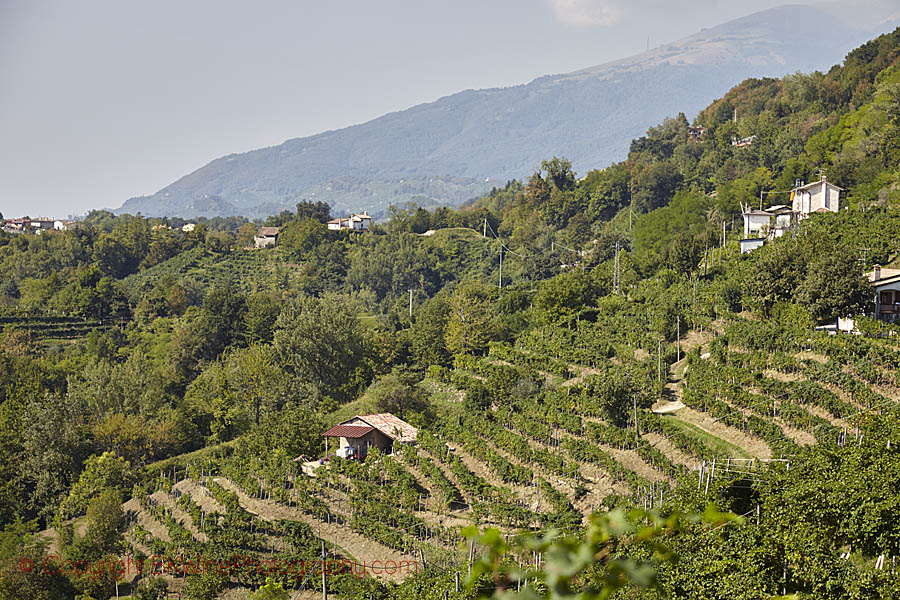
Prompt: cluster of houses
<box><xmin>737</xmin><ymin>174</ymin><xmax>900</xmax><ymax>329</ymax></box>
<box><xmin>252</xmin><ymin>212</ymin><xmax>373</xmax><ymax>249</ymax></box>
<box><xmin>2</xmin><ymin>217</ymin><xmax>75</xmax><ymax>234</ymax></box>
<box><xmin>327</xmin><ymin>212</ymin><xmax>372</xmax><ymax>232</ymax></box>
<box><xmin>740</xmin><ymin>175</ymin><xmax>841</xmax><ymax>254</ymax></box>
<box><xmin>151</xmin><ymin>223</ymin><xmax>198</xmax><ymax>233</ymax></box>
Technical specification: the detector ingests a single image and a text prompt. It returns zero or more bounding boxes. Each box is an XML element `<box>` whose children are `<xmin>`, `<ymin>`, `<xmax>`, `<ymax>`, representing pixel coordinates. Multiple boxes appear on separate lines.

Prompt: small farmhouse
<box><xmin>327</xmin><ymin>212</ymin><xmax>372</xmax><ymax>232</ymax></box>
<box><xmin>322</xmin><ymin>413</ymin><xmax>417</xmax><ymax>460</ymax></box>
<box><xmin>869</xmin><ymin>265</ymin><xmax>900</xmax><ymax>323</ymax></box>
<box><xmin>254</xmin><ymin>226</ymin><xmax>280</xmax><ymax>248</ymax></box>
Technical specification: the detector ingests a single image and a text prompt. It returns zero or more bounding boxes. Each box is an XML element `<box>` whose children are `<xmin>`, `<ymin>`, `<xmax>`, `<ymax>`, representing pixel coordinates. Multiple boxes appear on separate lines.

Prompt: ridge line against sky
<box><xmin>0</xmin><ymin>0</ymin><xmax>884</xmax><ymax>217</ymax></box>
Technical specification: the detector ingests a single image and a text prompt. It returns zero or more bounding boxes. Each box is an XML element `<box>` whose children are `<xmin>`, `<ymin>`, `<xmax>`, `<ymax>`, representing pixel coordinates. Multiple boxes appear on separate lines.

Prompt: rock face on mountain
<box><xmin>118</xmin><ymin>4</ymin><xmax>898</xmax><ymax>219</ymax></box>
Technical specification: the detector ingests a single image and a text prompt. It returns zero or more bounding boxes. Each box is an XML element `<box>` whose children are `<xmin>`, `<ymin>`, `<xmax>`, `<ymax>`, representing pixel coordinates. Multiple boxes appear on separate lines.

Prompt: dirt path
<box><xmin>122</xmin><ymin>498</ymin><xmax>172</xmax><ymax>543</ymax></box>
<box><xmin>213</xmin><ymin>477</ymin><xmax>414</xmax><ymax>582</ymax></box>
<box><xmin>805</xmin><ymin>404</ymin><xmax>848</xmax><ymax>429</ymax></box>
<box><xmin>561</xmin><ymin>365</ymin><xmax>602</xmax><ymax>388</ymax></box>
<box><xmin>173</xmin><ymin>479</ymin><xmax>225</xmax><ymax>515</ymax></box>
<box><xmin>150</xmin><ymin>490</ymin><xmax>208</xmax><ymax>542</ymax></box>
<box><xmin>642</xmin><ymin>433</ymin><xmax>696</xmax><ymax>468</ymax></box>
<box><xmin>450</xmin><ymin>445</ymin><xmax>543</xmax><ymax>512</ymax></box>
<box><xmin>764</xmin><ymin>369</ymin><xmax>806</xmax><ymax>383</ymax></box>
<box><xmin>670</xmin><ymin>407</ymin><xmax>772</xmax><ymax>459</ymax></box>
<box><xmin>415</xmin><ymin>448</ymin><xmax>472</xmax><ymax>505</ymax></box>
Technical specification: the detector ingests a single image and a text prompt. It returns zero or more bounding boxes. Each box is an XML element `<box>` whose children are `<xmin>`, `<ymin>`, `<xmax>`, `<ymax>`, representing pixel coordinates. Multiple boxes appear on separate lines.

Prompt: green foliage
<box><xmin>61</xmin><ymin>452</ymin><xmax>135</xmax><ymax>520</ymax></box>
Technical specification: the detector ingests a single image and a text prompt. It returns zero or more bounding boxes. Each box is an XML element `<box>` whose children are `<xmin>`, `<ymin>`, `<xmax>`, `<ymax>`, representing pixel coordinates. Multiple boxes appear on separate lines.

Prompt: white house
<box><xmin>327</xmin><ymin>212</ymin><xmax>372</xmax><ymax>232</ymax></box>
<box><xmin>791</xmin><ymin>176</ymin><xmax>841</xmax><ymax>218</ymax></box>
<box><xmin>742</xmin><ymin>209</ymin><xmax>773</xmax><ymax>238</ymax></box>
<box><xmin>254</xmin><ymin>227</ymin><xmax>280</xmax><ymax>248</ymax></box>
<box><xmin>869</xmin><ymin>265</ymin><xmax>900</xmax><ymax>323</ymax></box>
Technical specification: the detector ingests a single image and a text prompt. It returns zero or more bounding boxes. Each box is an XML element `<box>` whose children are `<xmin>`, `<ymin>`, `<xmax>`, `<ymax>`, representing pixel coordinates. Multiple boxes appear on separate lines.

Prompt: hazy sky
<box><xmin>1</xmin><ymin>0</ymin><xmax>804</xmax><ymax>217</ymax></box>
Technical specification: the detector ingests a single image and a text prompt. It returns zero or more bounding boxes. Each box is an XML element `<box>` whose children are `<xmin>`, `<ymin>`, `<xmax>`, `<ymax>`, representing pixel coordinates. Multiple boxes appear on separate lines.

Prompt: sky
<box><xmin>0</xmin><ymin>0</ymin><xmax>813</xmax><ymax>217</ymax></box>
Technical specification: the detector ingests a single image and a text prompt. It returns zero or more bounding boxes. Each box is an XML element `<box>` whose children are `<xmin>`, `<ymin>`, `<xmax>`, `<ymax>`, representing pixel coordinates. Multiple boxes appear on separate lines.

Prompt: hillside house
<box><xmin>254</xmin><ymin>227</ymin><xmax>280</xmax><ymax>248</ymax></box>
<box><xmin>869</xmin><ymin>265</ymin><xmax>900</xmax><ymax>323</ymax></box>
<box><xmin>791</xmin><ymin>176</ymin><xmax>841</xmax><ymax>218</ymax></box>
<box><xmin>739</xmin><ymin>204</ymin><xmax>794</xmax><ymax>253</ymax></box>
<box><xmin>327</xmin><ymin>212</ymin><xmax>372</xmax><ymax>232</ymax></box>
<box><xmin>739</xmin><ymin>175</ymin><xmax>841</xmax><ymax>254</ymax></box>
<box><xmin>322</xmin><ymin>413</ymin><xmax>417</xmax><ymax>460</ymax></box>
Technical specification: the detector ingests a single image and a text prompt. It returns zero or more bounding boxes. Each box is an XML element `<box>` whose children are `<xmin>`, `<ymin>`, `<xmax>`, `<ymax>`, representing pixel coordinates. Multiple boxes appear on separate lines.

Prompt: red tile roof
<box><xmin>322</xmin><ymin>424</ymin><xmax>374</xmax><ymax>438</ymax></box>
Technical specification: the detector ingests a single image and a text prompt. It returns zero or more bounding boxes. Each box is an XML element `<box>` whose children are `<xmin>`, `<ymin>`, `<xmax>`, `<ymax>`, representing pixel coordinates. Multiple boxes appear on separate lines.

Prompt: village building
<box><xmin>181</xmin><ymin>223</ymin><xmax>197</xmax><ymax>233</ymax></box>
<box><xmin>322</xmin><ymin>413</ymin><xmax>417</xmax><ymax>460</ymax></box>
<box><xmin>739</xmin><ymin>175</ymin><xmax>841</xmax><ymax>253</ymax></box>
<box><xmin>791</xmin><ymin>176</ymin><xmax>841</xmax><ymax>218</ymax></box>
<box><xmin>254</xmin><ymin>226</ymin><xmax>280</xmax><ymax>248</ymax></box>
<box><xmin>869</xmin><ymin>265</ymin><xmax>900</xmax><ymax>323</ymax></box>
<box><xmin>326</xmin><ymin>212</ymin><xmax>372</xmax><ymax>232</ymax></box>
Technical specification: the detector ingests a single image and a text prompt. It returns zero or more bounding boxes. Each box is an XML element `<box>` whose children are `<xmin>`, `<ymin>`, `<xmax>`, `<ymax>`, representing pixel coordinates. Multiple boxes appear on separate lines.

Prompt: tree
<box><xmin>534</xmin><ymin>271</ymin><xmax>598</xmax><ymax>325</ymax></box>
<box><xmin>368</xmin><ymin>367</ymin><xmax>429</xmax><ymax>424</ymax></box>
<box><xmin>295</xmin><ymin>200</ymin><xmax>331</xmax><ymax>223</ymax></box>
<box><xmin>228</xmin><ymin>344</ymin><xmax>279</xmax><ymax>426</ymax></box>
<box><xmin>134</xmin><ymin>578</ymin><xmax>169</xmax><ymax>600</ymax></box>
<box><xmin>182</xmin><ymin>572</ymin><xmax>226</xmax><ymax>600</ymax></box>
<box><xmin>277</xmin><ymin>217</ymin><xmax>326</xmax><ymax>258</ymax></box>
<box><xmin>250</xmin><ymin>577</ymin><xmax>290</xmax><ymax>600</ymax></box>
<box><xmin>445</xmin><ymin>281</ymin><xmax>497</xmax><ymax>356</ymax></box>
<box><xmin>82</xmin><ymin>488</ymin><xmax>125</xmax><ymax>556</ymax></box>
<box><xmin>411</xmin><ymin>291</ymin><xmax>451</xmax><ymax>367</ymax></box>
<box><xmin>244</xmin><ymin>292</ymin><xmax>281</xmax><ymax>344</ymax></box>
<box><xmin>273</xmin><ymin>294</ymin><xmax>366</xmax><ymax>403</ymax></box>
<box><xmin>541</xmin><ymin>157</ymin><xmax>576</xmax><ymax>191</ymax></box>
<box><xmin>60</xmin><ymin>452</ymin><xmax>135</xmax><ymax>519</ymax></box>
<box><xmin>796</xmin><ymin>247</ymin><xmax>871</xmax><ymax>323</ymax></box>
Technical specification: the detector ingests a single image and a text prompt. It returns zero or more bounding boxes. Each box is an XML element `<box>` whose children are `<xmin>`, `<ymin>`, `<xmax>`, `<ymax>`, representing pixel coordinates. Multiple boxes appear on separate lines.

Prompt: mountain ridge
<box><xmin>117</xmin><ymin>3</ymin><xmax>899</xmax><ymax>219</ymax></box>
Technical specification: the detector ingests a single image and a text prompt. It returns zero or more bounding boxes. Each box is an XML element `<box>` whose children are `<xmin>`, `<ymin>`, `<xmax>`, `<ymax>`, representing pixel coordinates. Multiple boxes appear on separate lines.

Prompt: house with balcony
<box><xmin>869</xmin><ymin>265</ymin><xmax>900</xmax><ymax>323</ymax></box>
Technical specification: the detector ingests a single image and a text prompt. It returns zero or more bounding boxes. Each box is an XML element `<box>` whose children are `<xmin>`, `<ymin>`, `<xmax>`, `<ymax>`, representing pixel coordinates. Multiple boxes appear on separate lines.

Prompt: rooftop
<box><xmin>354</xmin><ymin>413</ymin><xmax>417</xmax><ymax>443</ymax></box>
<box><xmin>322</xmin><ymin>424</ymin><xmax>375</xmax><ymax>439</ymax></box>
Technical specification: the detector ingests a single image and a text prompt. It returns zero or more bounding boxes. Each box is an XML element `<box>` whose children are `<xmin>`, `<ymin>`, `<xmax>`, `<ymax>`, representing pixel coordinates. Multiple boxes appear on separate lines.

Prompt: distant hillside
<box><xmin>118</xmin><ymin>3</ymin><xmax>899</xmax><ymax>219</ymax></box>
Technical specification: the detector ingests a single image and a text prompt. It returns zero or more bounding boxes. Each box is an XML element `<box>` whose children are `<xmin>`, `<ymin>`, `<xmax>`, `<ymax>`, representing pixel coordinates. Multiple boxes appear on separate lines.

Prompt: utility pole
<box><xmin>498</xmin><ymin>247</ymin><xmax>503</xmax><ymax>290</ymax></box>
<box><xmin>483</xmin><ymin>218</ymin><xmax>487</xmax><ymax>238</ymax></box>
<box><xmin>657</xmin><ymin>340</ymin><xmax>662</xmax><ymax>388</ymax></box>
<box><xmin>408</xmin><ymin>288</ymin><xmax>413</xmax><ymax>318</ymax></box>
<box><xmin>321</xmin><ymin>541</ymin><xmax>328</xmax><ymax>600</ymax></box>
<box><xmin>613</xmin><ymin>241</ymin><xmax>620</xmax><ymax>294</ymax></box>
<box><xmin>633</xmin><ymin>393</ymin><xmax>640</xmax><ymax>438</ymax></box>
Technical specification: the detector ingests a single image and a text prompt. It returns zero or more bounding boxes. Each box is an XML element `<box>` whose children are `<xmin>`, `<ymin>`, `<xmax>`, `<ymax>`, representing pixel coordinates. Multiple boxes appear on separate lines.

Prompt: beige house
<box><xmin>322</xmin><ymin>413</ymin><xmax>418</xmax><ymax>460</ymax></box>
<box><xmin>791</xmin><ymin>176</ymin><xmax>842</xmax><ymax>218</ymax></box>
<box><xmin>254</xmin><ymin>227</ymin><xmax>280</xmax><ymax>248</ymax></box>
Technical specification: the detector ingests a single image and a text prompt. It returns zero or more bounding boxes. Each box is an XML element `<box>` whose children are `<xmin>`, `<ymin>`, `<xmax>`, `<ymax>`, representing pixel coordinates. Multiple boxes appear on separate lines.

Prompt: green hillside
<box><xmin>3</xmin><ymin>25</ymin><xmax>900</xmax><ymax>600</ymax></box>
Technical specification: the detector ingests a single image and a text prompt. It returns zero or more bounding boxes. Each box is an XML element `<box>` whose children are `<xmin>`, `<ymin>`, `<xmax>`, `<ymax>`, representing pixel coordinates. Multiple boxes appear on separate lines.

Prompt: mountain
<box><xmin>117</xmin><ymin>3</ymin><xmax>900</xmax><ymax>220</ymax></box>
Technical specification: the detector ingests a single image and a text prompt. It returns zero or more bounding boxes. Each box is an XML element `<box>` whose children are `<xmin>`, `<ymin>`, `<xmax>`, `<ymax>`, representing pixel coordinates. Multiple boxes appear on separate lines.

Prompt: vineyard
<box><xmin>0</xmin><ymin>315</ymin><xmax>117</xmax><ymax>342</ymax></box>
